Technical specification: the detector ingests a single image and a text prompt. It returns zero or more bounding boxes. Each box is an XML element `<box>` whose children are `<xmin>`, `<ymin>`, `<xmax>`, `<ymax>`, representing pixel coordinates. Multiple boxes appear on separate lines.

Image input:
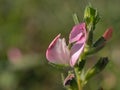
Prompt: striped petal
<box><xmin>69</xmin><ymin>23</ymin><xmax>86</xmax><ymax>43</ymax></box>
<box><xmin>70</xmin><ymin>41</ymin><xmax>85</xmax><ymax>67</ymax></box>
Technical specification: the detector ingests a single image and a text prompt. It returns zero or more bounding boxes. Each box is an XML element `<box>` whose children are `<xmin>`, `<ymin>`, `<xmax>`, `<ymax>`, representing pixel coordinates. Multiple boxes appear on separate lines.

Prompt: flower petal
<box><xmin>70</xmin><ymin>41</ymin><xmax>85</xmax><ymax>67</ymax></box>
<box><xmin>103</xmin><ymin>28</ymin><xmax>113</xmax><ymax>41</ymax></box>
<box><xmin>46</xmin><ymin>34</ymin><xmax>70</xmax><ymax>65</ymax></box>
<box><xmin>69</xmin><ymin>23</ymin><xmax>86</xmax><ymax>43</ymax></box>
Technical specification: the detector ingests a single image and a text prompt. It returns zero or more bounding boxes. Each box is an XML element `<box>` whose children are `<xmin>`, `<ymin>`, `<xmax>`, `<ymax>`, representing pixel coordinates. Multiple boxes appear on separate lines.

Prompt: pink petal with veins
<box><xmin>69</xmin><ymin>23</ymin><xmax>86</xmax><ymax>43</ymax></box>
<box><xmin>46</xmin><ymin>34</ymin><xmax>70</xmax><ymax>65</ymax></box>
<box><xmin>70</xmin><ymin>41</ymin><xmax>85</xmax><ymax>67</ymax></box>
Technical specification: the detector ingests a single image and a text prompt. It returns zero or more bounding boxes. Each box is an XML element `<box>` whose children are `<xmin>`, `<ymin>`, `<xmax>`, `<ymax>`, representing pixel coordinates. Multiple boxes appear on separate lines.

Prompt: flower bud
<box><xmin>85</xmin><ymin>28</ymin><xmax>113</xmax><ymax>55</ymax></box>
<box><xmin>93</xmin><ymin>57</ymin><xmax>109</xmax><ymax>71</ymax></box>
<box><xmin>84</xmin><ymin>5</ymin><xmax>100</xmax><ymax>31</ymax></box>
<box><xmin>93</xmin><ymin>37</ymin><xmax>106</xmax><ymax>47</ymax></box>
<box><xmin>85</xmin><ymin>57</ymin><xmax>109</xmax><ymax>80</ymax></box>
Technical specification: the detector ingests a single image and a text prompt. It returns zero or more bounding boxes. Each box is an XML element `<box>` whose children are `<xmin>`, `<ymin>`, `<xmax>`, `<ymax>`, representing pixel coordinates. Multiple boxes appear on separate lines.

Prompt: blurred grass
<box><xmin>0</xmin><ymin>0</ymin><xmax>120</xmax><ymax>90</ymax></box>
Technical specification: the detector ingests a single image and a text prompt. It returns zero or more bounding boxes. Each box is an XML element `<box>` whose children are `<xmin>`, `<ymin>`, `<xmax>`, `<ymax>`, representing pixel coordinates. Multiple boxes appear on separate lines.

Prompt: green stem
<box><xmin>86</xmin><ymin>30</ymin><xmax>93</xmax><ymax>47</ymax></box>
<box><xmin>74</xmin><ymin>67</ymin><xmax>83</xmax><ymax>90</ymax></box>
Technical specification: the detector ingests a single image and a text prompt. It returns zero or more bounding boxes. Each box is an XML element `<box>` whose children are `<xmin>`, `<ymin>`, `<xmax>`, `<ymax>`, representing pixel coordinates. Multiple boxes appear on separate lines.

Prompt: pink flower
<box><xmin>69</xmin><ymin>23</ymin><xmax>87</xmax><ymax>66</ymax></box>
<box><xmin>7</xmin><ymin>48</ymin><xmax>22</xmax><ymax>64</ymax></box>
<box><xmin>46</xmin><ymin>23</ymin><xmax>87</xmax><ymax>67</ymax></box>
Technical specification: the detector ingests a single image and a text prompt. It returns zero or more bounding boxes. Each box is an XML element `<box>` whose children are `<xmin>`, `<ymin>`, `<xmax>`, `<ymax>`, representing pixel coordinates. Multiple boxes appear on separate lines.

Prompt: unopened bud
<box><xmin>93</xmin><ymin>37</ymin><xmax>106</xmax><ymax>47</ymax></box>
<box><xmin>84</xmin><ymin>5</ymin><xmax>100</xmax><ymax>31</ymax></box>
<box><xmin>85</xmin><ymin>28</ymin><xmax>113</xmax><ymax>55</ymax></box>
<box><xmin>94</xmin><ymin>57</ymin><xmax>109</xmax><ymax>71</ymax></box>
<box><xmin>85</xmin><ymin>57</ymin><xmax>109</xmax><ymax>80</ymax></box>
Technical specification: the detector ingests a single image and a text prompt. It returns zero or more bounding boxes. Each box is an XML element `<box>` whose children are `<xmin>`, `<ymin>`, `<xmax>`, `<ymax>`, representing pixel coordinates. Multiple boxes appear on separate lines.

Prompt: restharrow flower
<box><xmin>69</xmin><ymin>23</ymin><xmax>87</xmax><ymax>66</ymax></box>
<box><xmin>46</xmin><ymin>23</ymin><xmax>87</xmax><ymax>67</ymax></box>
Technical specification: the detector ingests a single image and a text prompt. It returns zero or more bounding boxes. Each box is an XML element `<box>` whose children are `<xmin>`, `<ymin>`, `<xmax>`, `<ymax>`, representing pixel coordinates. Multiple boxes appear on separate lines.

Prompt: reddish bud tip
<box><xmin>103</xmin><ymin>28</ymin><xmax>113</xmax><ymax>41</ymax></box>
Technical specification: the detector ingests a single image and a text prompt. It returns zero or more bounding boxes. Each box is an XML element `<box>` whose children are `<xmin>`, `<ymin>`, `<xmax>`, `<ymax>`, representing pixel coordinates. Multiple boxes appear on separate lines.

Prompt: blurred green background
<box><xmin>0</xmin><ymin>0</ymin><xmax>120</xmax><ymax>90</ymax></box>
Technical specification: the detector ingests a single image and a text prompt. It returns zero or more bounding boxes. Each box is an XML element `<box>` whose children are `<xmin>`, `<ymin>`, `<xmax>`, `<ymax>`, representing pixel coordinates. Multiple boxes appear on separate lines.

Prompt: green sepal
<box><xmin>63</xmin><ymin>73</ymin><xmax>78</xmax><ymax>90</ymax></box>
<box><xmin>48</xmin><ymin>62</ymin><xmax>69</xmax><ymax>70</ymax></box>
<box><xmin>93</xmin><ymin>37</ymin><xmax>106</xmax><ymax>47</ymax></box>
<box><xmin>84</xmin><ymin>5</ymin><xmax>100</xmax><ymax>31</ymax></box>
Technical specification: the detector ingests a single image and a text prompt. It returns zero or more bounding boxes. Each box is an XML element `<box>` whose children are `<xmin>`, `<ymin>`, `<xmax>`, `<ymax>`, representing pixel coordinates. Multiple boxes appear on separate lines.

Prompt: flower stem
<box><xmin>74</xmin><ymin>67</ymin><xmax>83</xmax><ymax>90</ymax></box>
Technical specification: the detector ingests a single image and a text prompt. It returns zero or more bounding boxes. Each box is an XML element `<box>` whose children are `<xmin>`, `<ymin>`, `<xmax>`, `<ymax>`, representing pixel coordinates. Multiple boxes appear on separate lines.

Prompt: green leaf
<box><xmin>73</xmin><ymin>13</ymin><xmax>79</xmax><ymax>25</ymax></box>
